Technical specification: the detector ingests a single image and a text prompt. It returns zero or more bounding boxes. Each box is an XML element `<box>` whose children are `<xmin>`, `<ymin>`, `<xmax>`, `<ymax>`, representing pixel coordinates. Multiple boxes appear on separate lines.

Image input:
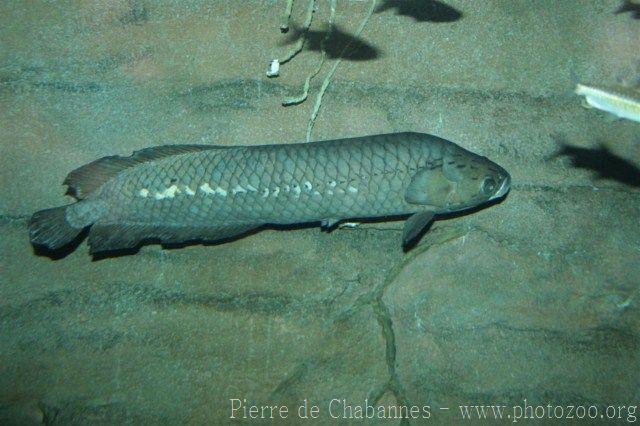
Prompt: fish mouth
<box><xmin>491</xmin><ymin>174</ymin><xmax>511</xmax><ymax>200</ymax></box>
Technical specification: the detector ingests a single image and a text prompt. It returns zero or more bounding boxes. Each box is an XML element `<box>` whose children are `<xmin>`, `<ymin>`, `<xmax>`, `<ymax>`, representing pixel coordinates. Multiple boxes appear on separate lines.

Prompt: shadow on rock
<box><xmin>119</xmin><ymin>0</ymin><xmax>149</xmax><ymax>25</ymax></box>
<box><xmin>376</xmin><ymin>0</ymin><xmax>462</xmax><ymax>22</ymax></box>
<box><xmin>33</xmin><ymin>223</ymin><xmax>316</xmax><ymax>260</ymax></box>
<box><xmin>552</xmin><ymin>138</ymin><xmax>640</xmax><ymax>188</ymax></box>
<box><xmin>32</xmin><ymin>228</ymin><xmax>89</xmax><ymax>260</ymax></box>
<box><xmin>283</xmin><ymin>24</ymin><xmax>380</xmax><ymax>61</ymax></box>
<box><xmin>615</xmin><ymin>0</ymin><xmax>640</xmax><ymax>19</ymax></box>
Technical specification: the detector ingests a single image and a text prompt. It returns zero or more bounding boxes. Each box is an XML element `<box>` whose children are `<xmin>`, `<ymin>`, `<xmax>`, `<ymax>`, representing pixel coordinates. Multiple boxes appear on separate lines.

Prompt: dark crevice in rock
<box><xmin>358</xmin><ymin>227</ymin><xmax>468</xmax><ymax>423</ymax></box>
<box><xmin>332</xmin><ymin>225</ymin><xmax>466</xmax><ymax>324</ymax></box>
<box><xmin>150</xmin><ymin>290</ymin><xmax>292</xmax><ymax>314</ymax></box>
<box><xmin>426</xmin><ymin>321</ymin><xmax>640</xmax><ymax>352</ymax></box>
<box><xmin>1</xmin><ymin>283</ymin><xmax>336</xmax><ymax>325</ymax></box>
<box><xmin>371</xmin><ymin>297</ymin><xmax>411</xmax><ymax>425</ymax></box>
<box><xmin>512</xmin><ymin>183</ymin><xmax>637</xmax><ymax>193</ymax></box>
<box><xmin>0</xmin><ymin>214</ymin><xmax>29</xmax><ymax>225</ymax></box>
<box><xmin>271</xmin><ymin>361</ymin><xmax>313</xmax><ymax>398</ymax></box>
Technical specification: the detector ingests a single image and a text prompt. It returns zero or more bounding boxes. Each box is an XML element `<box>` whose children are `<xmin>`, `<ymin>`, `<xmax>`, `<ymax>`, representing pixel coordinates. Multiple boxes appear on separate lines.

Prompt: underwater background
<box><xmin>1</xmin><ymin>0</ymin><xmax>639</xmax><ymax>423</ymax></box>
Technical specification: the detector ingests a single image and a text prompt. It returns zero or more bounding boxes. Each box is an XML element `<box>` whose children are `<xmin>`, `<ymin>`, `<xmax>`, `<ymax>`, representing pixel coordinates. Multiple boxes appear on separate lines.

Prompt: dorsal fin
<box><xmin>64</xmin><ymin>144</ymin><xmax>224</xmax><ymax>199</ymax></box>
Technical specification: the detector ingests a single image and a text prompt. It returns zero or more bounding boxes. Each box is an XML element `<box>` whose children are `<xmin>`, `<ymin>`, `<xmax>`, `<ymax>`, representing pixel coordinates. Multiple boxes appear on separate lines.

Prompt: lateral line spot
<box><xmin>200</xmin><ymin>183</ymin><xmax>216</xmax><ymax>195</ymax></box>
<box><xmin>155</xmin><ymin>184</ymin><xmax>178</xmax><ymax>200</ymax></box>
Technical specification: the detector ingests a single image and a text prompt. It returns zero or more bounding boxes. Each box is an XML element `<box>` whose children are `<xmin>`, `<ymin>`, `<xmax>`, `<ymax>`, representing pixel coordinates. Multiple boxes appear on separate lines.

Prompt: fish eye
<box><xmin>481</xmin><ymin>177</ymin><xmax>496</xmax><ymax>195</ymax></box>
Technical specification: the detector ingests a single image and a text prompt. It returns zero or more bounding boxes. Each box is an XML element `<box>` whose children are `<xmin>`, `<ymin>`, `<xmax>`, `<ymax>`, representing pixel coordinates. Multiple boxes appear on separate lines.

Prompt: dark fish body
<box><xmin>29</xmin><ymin>132</ymin><xmax>510</xmax><ymax>254</ymax></box>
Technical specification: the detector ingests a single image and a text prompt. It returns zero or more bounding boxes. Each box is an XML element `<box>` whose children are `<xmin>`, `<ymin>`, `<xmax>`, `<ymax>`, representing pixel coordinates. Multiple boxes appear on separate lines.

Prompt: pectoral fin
<box><xmin>321</xmin><ymin>218</ymin><xmax>341</xmax><ymax>231</ymax></box>
<box><xmin>403</xmin><ymin>211</ymin><xmax>435</xmax><ymax>247</ymax></box>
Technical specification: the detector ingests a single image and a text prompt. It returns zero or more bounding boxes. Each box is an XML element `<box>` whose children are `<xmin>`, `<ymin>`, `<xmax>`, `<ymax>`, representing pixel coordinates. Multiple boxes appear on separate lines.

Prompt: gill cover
<box><xmin>403</xmin><ymin>166</ymin><xmax>454</xmax><ymax>247</ymax></box>
<box><xmin>404</xmin><ymin>167</ymin><xmax>453</xmax><ymax>208</ymax></box>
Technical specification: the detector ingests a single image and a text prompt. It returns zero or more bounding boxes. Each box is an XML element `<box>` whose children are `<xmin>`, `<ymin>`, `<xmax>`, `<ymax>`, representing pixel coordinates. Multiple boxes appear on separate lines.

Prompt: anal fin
<box><xmin>88</xmin><ymin>222</ymin><xmax>259</xmax><ymax>253</ymax></box>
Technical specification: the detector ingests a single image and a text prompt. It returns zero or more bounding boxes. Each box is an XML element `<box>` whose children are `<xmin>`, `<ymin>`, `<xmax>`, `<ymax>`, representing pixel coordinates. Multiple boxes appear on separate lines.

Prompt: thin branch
<box><xmin>282</xmin><ymin>0</ymin><xmax>336</xmax><ymax>106</ymax></box>
<box><xmin>280</xmin><ymin>0</ymin><xmax>295</xmax><ymax>32</ymax></box>
<box><xmin>306</xmin><ymin>0</ymin><xmax>377</xmax><ymax>141</ymax></box>
<box><xmin>279</xmin><ymin>0</ymin><xmax>316</xmax><ymax>64</ymax></box>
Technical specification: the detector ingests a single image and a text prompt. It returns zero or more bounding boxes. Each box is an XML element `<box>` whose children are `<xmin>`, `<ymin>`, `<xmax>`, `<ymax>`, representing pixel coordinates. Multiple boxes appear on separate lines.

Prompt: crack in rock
<box><xmin>371</xmin><ymin>297</ymin><xmax>411</xmax><ymax>424</ymax></box>
<box><xmin>331</xmin><ymin>225</ymin><xmax>469</xmax><ymax>423</ymax></box>
<box><xmin>0</xmin><ymin>214</ymin><xmax>29</xmax><ymax>225</ymax></box>
<box><xmin>332</xmin><ymin>225</ymin><xmax>468</xmax><ymax>324</ymax></box>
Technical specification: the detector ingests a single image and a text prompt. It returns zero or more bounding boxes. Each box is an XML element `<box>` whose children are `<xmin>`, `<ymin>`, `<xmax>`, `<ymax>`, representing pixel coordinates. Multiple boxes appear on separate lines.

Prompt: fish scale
<box><xmin>107</xmin><ymin>136</ymin><xmax>412</xmax><ymax>226</ymax></box>
<box><xmin>28</xmin><ymin>132</ymin><xmax>511</xmax><ymax>254</ymax></box>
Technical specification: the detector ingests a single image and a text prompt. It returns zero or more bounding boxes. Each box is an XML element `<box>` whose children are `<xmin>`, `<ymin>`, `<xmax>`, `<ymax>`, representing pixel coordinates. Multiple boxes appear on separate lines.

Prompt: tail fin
<box><xmin>29</xmin><ymin>205</ymin><xmax>84</xmax><ymax>250</ymax></box>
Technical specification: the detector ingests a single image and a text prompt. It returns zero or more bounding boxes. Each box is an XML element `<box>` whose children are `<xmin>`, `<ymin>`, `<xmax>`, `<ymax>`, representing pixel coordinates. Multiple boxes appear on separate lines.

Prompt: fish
<box><xmin>575</xmin><ymin>83</ymin><xmax>640</xmax><ymax>123</ymax></box>
<box><xmin>29</xmin><ymin>132</ymin><xmax>511</xmax><ymax>255</ymax></box>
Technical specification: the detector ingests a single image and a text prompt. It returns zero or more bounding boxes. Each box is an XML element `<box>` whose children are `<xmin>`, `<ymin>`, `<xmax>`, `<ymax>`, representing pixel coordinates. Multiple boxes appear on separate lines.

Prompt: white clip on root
<box><xmin>266</xmin><ymin>59</ymin><xmax>280</xmax><ymax>78</ymax></box>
